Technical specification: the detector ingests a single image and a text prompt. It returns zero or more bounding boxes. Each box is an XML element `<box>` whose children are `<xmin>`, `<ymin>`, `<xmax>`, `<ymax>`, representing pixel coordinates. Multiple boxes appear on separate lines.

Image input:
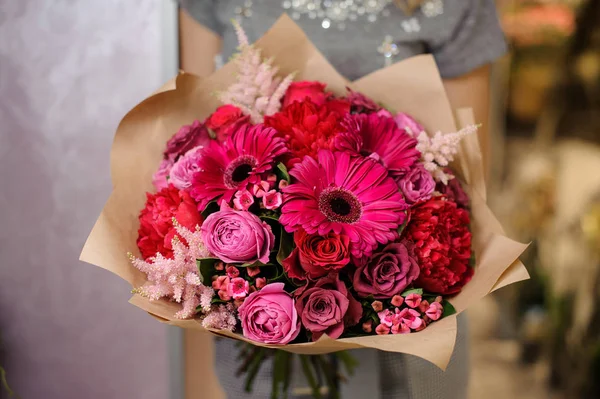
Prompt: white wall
<box><xmin>0</xmin><ymin>1</ymin><xmax>177</xmax><ymax>397</ymax></box>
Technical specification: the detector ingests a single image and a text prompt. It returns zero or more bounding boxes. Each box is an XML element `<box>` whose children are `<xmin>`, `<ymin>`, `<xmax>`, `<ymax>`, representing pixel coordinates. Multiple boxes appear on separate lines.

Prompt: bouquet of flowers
<box><xmin>81</xmin><ymin>15</ymin><xmax>529</xmax><ymax>399</ymax></box>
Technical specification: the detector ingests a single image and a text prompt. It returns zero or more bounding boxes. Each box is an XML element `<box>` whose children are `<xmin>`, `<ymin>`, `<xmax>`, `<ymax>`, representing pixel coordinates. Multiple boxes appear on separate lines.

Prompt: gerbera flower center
<box><xmin>318</xmin><ymin>187</ymin><xmax>363</xmax><ymax>224</ymax></box>
<box><xmin>224</xmin><ymin>155</ymin><xmax>258</xmax><ymax>189</ymax></box>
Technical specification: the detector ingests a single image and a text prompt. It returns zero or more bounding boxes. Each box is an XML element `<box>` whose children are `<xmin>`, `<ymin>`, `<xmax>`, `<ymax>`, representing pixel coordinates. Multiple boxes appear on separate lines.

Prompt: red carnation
<box><xmin>264</xmin><ymin>99</ymin><xmax>350</xmax><ymax>167</ymax></box>
<box><xmin>137</xmin><ymin>185</ymin><xmax>202</xmax><ymax>259</ymax></box>
<box><xmin>404</xmin><ymin>198</ymin><xmax>473</xmax><ymax>295</ymax></box>
<box><xmin>282</xmin><ymin>81</ymin><xmax>330</xmax><ymax>108</ymax></box>
<box><xmin>205</xmin><ymin>105</ymin><xmax>249</xmax><ymax>142</ymax></box>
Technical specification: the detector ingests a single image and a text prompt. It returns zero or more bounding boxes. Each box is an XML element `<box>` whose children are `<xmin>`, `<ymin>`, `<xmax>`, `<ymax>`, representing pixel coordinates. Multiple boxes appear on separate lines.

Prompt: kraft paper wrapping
<box><xmin>80</xmin><ymin>14</ymin><xmax>528</xmax><ymax>370</ymax></box>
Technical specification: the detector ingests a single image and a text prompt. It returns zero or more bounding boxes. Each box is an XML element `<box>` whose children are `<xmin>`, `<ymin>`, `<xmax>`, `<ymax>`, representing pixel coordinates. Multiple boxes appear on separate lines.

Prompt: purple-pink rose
<box><xmin>152</xmin><ymin>159</ymin><xmax>173</xmax><ymax>191</ymax></box>
<box><xmin>398</xmin><ymin>164</ymin><xmax>435</xmax><ymax>204</ymax></box>
<box><xmin>201</xmin><ymin>204</ymin><xmax>275</xmax><ymax>264</ymax></box>
<box><xmin>238</xmin><ymin>282</ymin><xmax>300</xmax><ymax>344</ymax></box>
<box><xmin>169</xmin><ymin>146</ymin><xmax>203</xmax><ymax>190</ymax></box>
<box><xmin>295</xmin><ymin>275</ymin><xmax>362</xmax><ymax>341</ymax></box>
<box><xmin>394</xmin><ymin>112</ymin><xmax>424</xmax><ymax>136</ymax></box>
<box><xmin>164</xmin><ymin>120</ymin><xmax>211</xmax><ymax>161</ymax></box>
<box><xmin>353</xmin><ymin>241</ymin><xmax>420</xmax><ymax>299</ymax></box>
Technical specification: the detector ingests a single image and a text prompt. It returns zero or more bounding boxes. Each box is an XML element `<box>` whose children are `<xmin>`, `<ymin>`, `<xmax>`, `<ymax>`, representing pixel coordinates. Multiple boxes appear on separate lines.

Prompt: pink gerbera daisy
<box><xmin>335</xmin><ymin>113</ymin><xmax>420</xmax><ymax>177</ymax></box>
<box><xmin>280</xmin><ymin>150</ymin><xmax>407</xmax><ymax>258</ymax></box>
<box><xmin>190</xmin><ymin>123</ymin><xmax>287</xmax><ymax>209</ymax></box>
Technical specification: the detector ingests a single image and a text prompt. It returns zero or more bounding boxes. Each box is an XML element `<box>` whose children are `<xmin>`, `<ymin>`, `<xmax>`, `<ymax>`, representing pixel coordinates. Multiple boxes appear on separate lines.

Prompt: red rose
<box><xmin>164</xmin><ymin>120</ymin><xmax>211</xmax><ymax>161</ymax></box>
<box><xmin>137</xmin><ymin>185</ymin><xmax>202</xmax><ymax>259</ymax></box>
<box><xmin>265</xmin><ymin>99</ymin><xmax>350</xmax><ymax>167</ymax></box>
<box><xmin>205</xmin><ymin>105</ymin><xmax>249</xmax><ymax>142</ymax></box>
<box><xmin>404</xmin><ymin>198</ymin><xmax>473</xmax><ymax>295</ymax></box>
<box><xmin>282</xmin><ymin>81</ymin><xmax>330</xmax><ymax>108</ymax></box>
<box><xmin>282</xmin><ymin>230</ymin><xmax>351</xmax><ymax>281</ymax></box>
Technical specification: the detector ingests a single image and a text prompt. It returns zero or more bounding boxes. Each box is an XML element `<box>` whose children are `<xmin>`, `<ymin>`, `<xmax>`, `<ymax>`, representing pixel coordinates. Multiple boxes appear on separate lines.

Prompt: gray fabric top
<box><xmin>180</xmin><ymin>0</ymin><xmax>507</xmax><ymax>80</ymax></box>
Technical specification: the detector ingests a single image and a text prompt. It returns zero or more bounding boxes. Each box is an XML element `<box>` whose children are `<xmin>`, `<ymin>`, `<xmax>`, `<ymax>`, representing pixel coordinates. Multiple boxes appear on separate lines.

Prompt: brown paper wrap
<box><xmin>80</xmin><ymin>14</ymin><xmax>528</xmax><ymax>370</ymax></box>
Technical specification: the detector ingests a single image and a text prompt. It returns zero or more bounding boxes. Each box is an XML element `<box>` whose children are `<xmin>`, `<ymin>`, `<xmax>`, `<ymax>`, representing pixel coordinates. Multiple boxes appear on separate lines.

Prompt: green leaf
<box><xmin>401</xmin><ymin>288</ymin><xmax>423</xmax><ymax>297</ymax></box>
<box><xmin>299</xmin><ymin>355</ymin><xmax>322</xmax><ymax>399</ymax></box>
<box><xmin>397</xmin><ymin>210</ymin><xmax>409</xmax><ymax>236</ymax></box>
<box><xmin>201</xmin><ymin>200</ymin><xmax>220</xmax><ymax>220</ymax></box>
<box><xmin>196</xmin><ymin>258</ymin><xmax>219</xmax><ymax>283</ymax></box>
<box><xmin>244</xmin><ymin>348</ymin><xmax>267</xmax><ymax>393</ymax></box>
<box><xmin>469</xmin><ymin>250</ymin><xmax>476</xmax><ymax>268</ymax></box>
<box><xmin>271</xmin><ymin>351</ymin><xmax>288</xmax><ymax>399</ymax></box>
<box><xmin>335</xmin><ymin>351</ymin><xmax>359</xmax><ymax>376</ymax></box>
<box><xmin>314</xmin><ymin>356</ymin><xmax>340</xmax><ymax>399</ymax></box>
<box><xmin>441</xmin><ymin>300</ymin><xmax>457</xmax><ymax>318</ymax></box>
<box><xmin>275</xmin><ymin>162</ymin><xmax>290</xmax><ymax>183</ymax></box>
<box><xmin>259</xmin><ymin>212</ymin><xmax>280</xmax><ymax>222</ymax></box>
<box><xmin>267</xmin><ymin>264</ymin><xmax>286</xmax><ymax>284</ymax></box>
<box><xmin>282</xmin><ymin>352</ymin><xmax>293</xmax><ymax>399</ymax></box>
<box><xmin>276</xmin><ymin>228</ymin><xmax>294</xmax><ymax>266</ymax></box>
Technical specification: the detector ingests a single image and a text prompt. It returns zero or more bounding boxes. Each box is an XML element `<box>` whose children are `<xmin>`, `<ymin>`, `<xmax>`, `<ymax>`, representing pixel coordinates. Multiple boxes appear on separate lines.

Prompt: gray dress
<box><xmin>179</xmin><ymin>1</ymin><xmax>506</xmax><ymax>397</ymax></box>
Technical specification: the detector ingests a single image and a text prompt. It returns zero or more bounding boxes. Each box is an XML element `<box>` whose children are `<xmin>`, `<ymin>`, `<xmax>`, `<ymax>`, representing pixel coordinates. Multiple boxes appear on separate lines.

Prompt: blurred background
<box><xmin>1</xmin><ymin>0</ymin><xmax>599</xmax><ymax>398</ymax></box>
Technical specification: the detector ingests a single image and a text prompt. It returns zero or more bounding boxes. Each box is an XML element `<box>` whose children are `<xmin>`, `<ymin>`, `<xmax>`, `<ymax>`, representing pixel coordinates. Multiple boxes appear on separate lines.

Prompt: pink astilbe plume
<box><xmin>219</xmin><ymin>20</ymin><xmax>294</xmax><ymax>123</ymax></box>
<box><xmin>201</xmin><ymin>303</ymin><xmax>237</xmax><ymax>331</ymax></box>
<box><xmin>130</xmin><ymin>220</ymin><xmax>213</xmax><ymax>319</ymax></box>
<box><xmin>413</xmin><ymin>125</ymin><xmax>479</xmax><ymax>185</ymax></box>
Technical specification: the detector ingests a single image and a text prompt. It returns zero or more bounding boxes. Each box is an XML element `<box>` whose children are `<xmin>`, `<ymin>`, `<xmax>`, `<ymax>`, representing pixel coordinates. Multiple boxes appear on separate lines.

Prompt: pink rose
<box><xmin>283</xmin><ymin>81</ymin><xmax>330</xmax><ymax>108</ymax></box>
<box><xmin>295</xmin><ymin>275</ymin><xmax>362</xmax><ymax>341</ymax></box>
<box><xmin>169</xmin><ymin>146</ymin><xmax>203</xmax><ymax>190</ymax></box>
<box><xmin>227</xmin><ymin>277</ymin><xmax>250</xmax><ymax>299</ymax></box>
<box><xmin>201</xmin><ymin>204</ymin><xmax>275</xmax><ymax>264</ymax></box>
<box><xmin>353</xmin><ymin>242</ymin><xmax>420</xmax><ymax>299</ymax></box>
<box><xmin>233</xmin><ymin>190</ymin><xmax>254</xmax><ymax>211</ymax></box>
<box><xmin>394</xmin><ymin>112</ymin><xmax>424</xmax><ymax>136</ymax></box>
<box><xmin>262</xmin><ymin>190</ymin><xmax>282</xmax><ymax>210</ymax></box>
<box><xmin>362</xmin><ymin>320</ymin><xmax>373</xmax><ymax>333</ymax></box>
<box><xmin>152</xmin><ymin>159</ymin><xmax>173</xmax><ymax>191</ymax></box>
<box><xmin>398</xmin><ymin>164</ymin><xmax>435</xmax><ymax>204</ymax></box>
<box><xmin>164</xmin><ymin>120</ymin><xmax>211</xmax><ymax>161</ymax></box>
<box><xmin>238</xmin><ymin>283</ymin><xmax>300</xmax><ymax>344</ymax></box>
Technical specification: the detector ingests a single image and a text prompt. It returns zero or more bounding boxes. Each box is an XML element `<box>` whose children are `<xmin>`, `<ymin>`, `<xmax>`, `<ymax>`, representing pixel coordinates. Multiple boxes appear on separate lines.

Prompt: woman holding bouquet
<box><xmin>177</xmin><ymin>0</ymin><xmax>507</xmax><ymax>397</ymax></box>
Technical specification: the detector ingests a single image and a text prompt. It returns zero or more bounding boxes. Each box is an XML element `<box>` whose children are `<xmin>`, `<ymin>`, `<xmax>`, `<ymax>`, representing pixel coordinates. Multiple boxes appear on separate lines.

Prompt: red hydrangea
<box><xmin>404</xmin><ymin>198</ymin><xmax>473</xmax><ymax>295</ymax></box>
<box><xmin>137</xmin><ymin>185</ymin><xmax>202</xmax><ymax>259</ymax></box>
<box><xmin>264</xmin><ymin>99</ymin><xmax>350</xmax><ymax>167</ymax></box>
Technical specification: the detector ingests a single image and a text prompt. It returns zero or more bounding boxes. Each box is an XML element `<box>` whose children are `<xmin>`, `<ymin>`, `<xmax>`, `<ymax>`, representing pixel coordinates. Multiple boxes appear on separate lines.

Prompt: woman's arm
<box><xmin>179</xmin><ymin>9</ymin><xmax>221</xmax><ymax>77</ymax></box>
<box><xmin>443</xmin><ymin>65</ymin><xmax>492</xmax><ymax>180</ymax></box>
